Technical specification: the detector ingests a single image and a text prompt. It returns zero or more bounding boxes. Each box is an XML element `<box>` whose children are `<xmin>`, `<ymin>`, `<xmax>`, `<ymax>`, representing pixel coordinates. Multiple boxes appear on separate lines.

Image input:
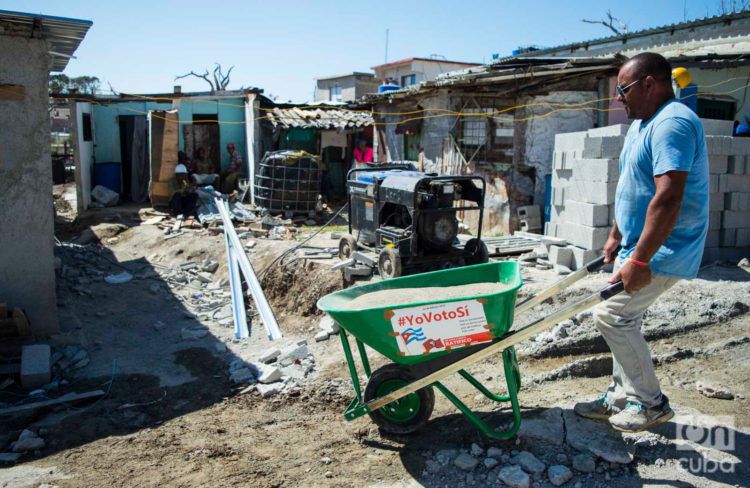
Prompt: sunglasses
<box><xmin>616</xmin><ymin>76</ymin><xmax>646</xmax><ymax>97</ymax></box>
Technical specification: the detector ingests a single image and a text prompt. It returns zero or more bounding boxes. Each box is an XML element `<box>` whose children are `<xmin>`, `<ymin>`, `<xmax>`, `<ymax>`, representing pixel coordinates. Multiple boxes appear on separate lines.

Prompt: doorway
<box><xmin>118</xmin><ymin>114</ymin><xmax>149</xmax><ymax>202</ymax></box>
<box><xmin>184</xmin><ymin>115</ymin><xmax>220</xmax><ymax>172</ymax></box>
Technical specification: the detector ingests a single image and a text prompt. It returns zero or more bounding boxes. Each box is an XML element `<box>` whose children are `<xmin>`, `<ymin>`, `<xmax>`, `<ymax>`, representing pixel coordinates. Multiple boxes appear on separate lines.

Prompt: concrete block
<box><xmin>564</xmin><ymin>200</ymin><xmax>610</xmax><ymax>227</ymax></box>
<box><xmin>705</xmin><ymin>230</ymin><xmax>720</xmax><ymax>248</ymax></box>
<box><xmin>550</xmin><ymin>204</ymin><xmax>565</xmax><ymax>222</ymax></box>
<box><xmin>553</xmin><ymin>151</ymin><xmax>565</xmax><ymax>170</ymax></box>
<box><xmin>701</xmin><ymin>118</ymin><xmax>734</xmax><ymax>136</ymax></box>
<box><xmin>587</xmin><ymin>124</ymin><xmax>630</xmax><ymax>137</ymax></box>
<box><xmin>722</xmin><ymin>210</ymin><xmax>750</xmax><ymax>229</ymax></box>
<box><xmin>569</xmin><ymin>158</ymin><xmax>619</xmax><ymax>182</ymax></box>
<box><xmin>708</xmin><ymin>155</ymin><xmax>728</xmax><ymax>174</ymax></box>
<box><xmin>719</xmin><ymin>174</ymin><xmax>750</xmax><ymax>193</ymax></box>
<box><xmin>544</xmin><ymin>222</ymin><xmax>561</xmax><ymax>237</ymax></box>
<box><xmin>21</xmin><ymin>344</ymin><xmax>51</xmax><ymax>389</ymax></box>
<box><xmin>731</xmin><ymin>137</ymin><xmax>750</xmax><ymax>155</ymax></box>
<box><xmin>707</xmin><ymin>136</ymin><xmax>732</xmax><ymax>155</ymax></box>
<box><xmin>709</xmin><ymin>193</ymin><xmax>725</xmax><ymax>211</ymax></box>
<box><xmin>582</xmin><ymin>135</ymin><xmax>626</xmax><ymax>159</ymax></box>
<box><xmin>737</xmin><ymin>228</ymin><xmax>750</xmax><ymax>246</ymax></box>
<box><xmin>552</xmin><ymin>168</ymin><xmax>573</xmax><ymax>186</ymax></box>
<box><xmin>701</xmin><ymin>246</ymin><xmax>748</xmax><ymax>265</ymax></box>
<box><xmin>549</xmin><ymin>245</ymin><xmax>573</xmax><ymax>267</ymax></box>
<box><xmin>560</xmin><ymin>222</ymin><xmax>610</xmax><ymax>250</ymax></box>
<box><xmin>570</xmin><ymin>246</ymin><xmax>599</xmax><ymax>270</ymax></box>
<box><xmin>540</xmin><ymin>236</ymin><xmax>568</xmax><ymax>247</ymax></box>
<box><xmin>552</xmin><ymin>187</ymin><xmax>565</xmax><ymax>206</ymax></box>
<box><xmin>709</xmin><ymin>211</ymin><xmax>722</xmax><ymax>230</ymax></box>
<box><xmin>554</xmin><ymin>131</ymin><xmax>588</xmax><ymax>152</ymax></box>
<box><xmin>725</xmin><ymin>193</ymin><xmax>750</xmax><ymax>211</ymax></box>
<box><xmin>720</xmin><ymin>228</ymin><xmax>737</xmax><ymax>247</ymax></box>
<box><xmin>710</xmin><ymin>175</ymin><xmax>720</xmax><ymax>194</ymax></box>
<box><xmin>567</xmin><ymin>180</ymin><xmax>617</xmax><ymax>205</ymax></box>
<box><xmin>727</xmin><ymin>156</ymin><xmax>745</xmax><ymax>175</ymax></box>
<box><xmin>518</xmin><ymin>205</ymin><xmax>541</xmax><ymax>219</ymax></box>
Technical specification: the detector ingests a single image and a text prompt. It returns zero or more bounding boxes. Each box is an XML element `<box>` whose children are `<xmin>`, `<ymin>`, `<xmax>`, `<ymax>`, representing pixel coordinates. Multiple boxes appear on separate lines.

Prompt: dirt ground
<box><xmin>1</xmin><ymin>193</ymin><xmax>749</xmax><ymax>488</ymax></box>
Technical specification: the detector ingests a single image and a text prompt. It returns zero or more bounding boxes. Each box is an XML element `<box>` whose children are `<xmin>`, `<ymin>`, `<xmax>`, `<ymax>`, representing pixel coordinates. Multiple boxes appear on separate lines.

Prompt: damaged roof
<box><xmin>266</xmin><ymin>106</ymin><xmax>373</xmax><ymax>129</ymax></box>
<box><xmin>361</xmin><ymin>57</ymin><xmax>618</xmax><ymax>102</ymax></box>
<box><xmin>0</xmin><ymin>9</ymin><xmax>92</xmax><ymax>72</ymax></box>
<box><xmin>514</xmin><ymin>10</ymin><xmax>750</xmax><ymax>59</ymax></box>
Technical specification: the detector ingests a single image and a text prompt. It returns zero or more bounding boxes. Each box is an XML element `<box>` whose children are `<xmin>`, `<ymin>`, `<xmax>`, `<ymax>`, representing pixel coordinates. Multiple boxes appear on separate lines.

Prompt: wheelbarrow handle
<box><xmin>600</xmin><ymin>280</ymin><xmax>625</xmax><ymax>300</ymax></box>
<box><xmin>515</xmin><ymin>246</ymin><xmax>621</xmax><ymax>316</ymax></box>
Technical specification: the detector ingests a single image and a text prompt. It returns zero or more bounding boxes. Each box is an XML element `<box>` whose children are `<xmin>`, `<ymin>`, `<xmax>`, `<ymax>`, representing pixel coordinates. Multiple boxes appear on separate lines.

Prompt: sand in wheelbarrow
<box><xmin>344</xmin><ymin>282</ymin><xmax>513</xmax><ymax>309</ymax></box>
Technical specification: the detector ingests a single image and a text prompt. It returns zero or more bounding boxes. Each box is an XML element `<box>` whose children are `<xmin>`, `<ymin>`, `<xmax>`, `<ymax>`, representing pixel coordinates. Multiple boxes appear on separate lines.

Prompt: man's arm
<box><xmin>612</xmin><ymin>170</ymin><xmax>688</xmax><ymax>292</ymax></box>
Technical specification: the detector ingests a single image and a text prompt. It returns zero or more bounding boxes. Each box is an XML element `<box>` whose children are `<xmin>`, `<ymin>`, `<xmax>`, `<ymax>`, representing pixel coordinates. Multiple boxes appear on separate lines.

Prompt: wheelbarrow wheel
<box><xmin>378</xmin><ymin>248</ymin><xmax>402</xmax><ymax>279</ymax></box>
<box><xmin>364</xmin><ymin>363</ymin><xmax>434</xmax><ymax>435</ymax></box>
<box><xmin>339</xmin><ymin>234</ymin><xmax>358</xmax><ymax>260</ymax></box>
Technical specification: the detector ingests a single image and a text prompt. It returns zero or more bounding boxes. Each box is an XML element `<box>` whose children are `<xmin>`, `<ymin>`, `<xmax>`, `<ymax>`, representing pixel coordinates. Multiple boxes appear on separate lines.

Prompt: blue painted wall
<box><xmin>92</xmin><ymin>97</ymin><xmax>248</xmax><ymax>171</ymax></box>
<box><xmin>176</xmin><ymin>97</ymin><xmax>246</xmax><ymax>170</ymax></box>
<box><xmin>92</xmin><ymin>101</ymin><xmax>172</xmax><ymax>164</ymax></box>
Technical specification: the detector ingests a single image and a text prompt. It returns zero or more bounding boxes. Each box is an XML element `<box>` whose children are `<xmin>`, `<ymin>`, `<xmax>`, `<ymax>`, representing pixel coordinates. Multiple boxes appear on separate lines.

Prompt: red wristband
<box><xmin>629</xmin><ymin>258</ymin><xmax>650</xmax><ymax>267</ymax></box>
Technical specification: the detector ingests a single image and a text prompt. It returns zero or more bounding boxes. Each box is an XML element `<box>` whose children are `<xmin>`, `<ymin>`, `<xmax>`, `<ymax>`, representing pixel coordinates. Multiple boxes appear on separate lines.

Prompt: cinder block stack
<box><xmin>546</xmin><ymin>125</ymin><xmax>627</xmax><ymax>269</ymax></box>
<box><xmin>545</xmin><ymin>120</ymin><xmax>750</xmax><ymax>270</ymax></box>
<box><xmin>704</xmin><ymin>135</ymin><xmax>750</xmax><ymax>262</ymax></box>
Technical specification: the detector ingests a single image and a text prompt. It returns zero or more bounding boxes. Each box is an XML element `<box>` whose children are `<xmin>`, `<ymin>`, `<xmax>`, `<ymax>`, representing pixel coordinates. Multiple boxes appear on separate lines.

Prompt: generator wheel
<box><xmin>364</xmin><ymin>364</ymin><xmax>435</xmax><ymax>435</ymax></box>
<box><xmin>378</xmin><ymin>248</ymin><xmax>402</xmax><ymax>279</ymax></box>
<box><xmin>464</xmin><ymin>238</ymin><xmax>489</xmax><ymax>265</ymax></box>
<box><xmin>338</xmin><ymin>234</ymin><xmax>358</xmax><ymax>260</ymax></box>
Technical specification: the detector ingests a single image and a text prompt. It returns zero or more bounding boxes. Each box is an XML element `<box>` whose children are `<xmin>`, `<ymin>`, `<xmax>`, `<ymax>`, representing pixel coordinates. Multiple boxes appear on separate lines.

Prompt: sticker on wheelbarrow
<box><xmin>387</xmin><ymin>299</ymin><xmax>493</xmax><ymax>356</ymax></box>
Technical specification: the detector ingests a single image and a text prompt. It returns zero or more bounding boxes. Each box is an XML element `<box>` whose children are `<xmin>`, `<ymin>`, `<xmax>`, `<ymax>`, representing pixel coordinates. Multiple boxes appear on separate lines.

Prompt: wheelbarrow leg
<box><xmin>436</xmin><ymin>348</ymin><xmax>523</xmax><ymax>439</ymax></box>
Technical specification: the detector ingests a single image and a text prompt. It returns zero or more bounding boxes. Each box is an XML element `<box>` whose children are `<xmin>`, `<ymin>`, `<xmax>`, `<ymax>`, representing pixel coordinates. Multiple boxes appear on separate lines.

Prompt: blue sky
<box><xmin>6</xmin><ymin>0</ymin><xmax>726</xmax><ymax>101</ymax></box>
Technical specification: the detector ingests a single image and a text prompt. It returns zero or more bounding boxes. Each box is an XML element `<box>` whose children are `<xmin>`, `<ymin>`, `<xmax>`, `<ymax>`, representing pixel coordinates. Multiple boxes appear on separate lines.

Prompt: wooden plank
<box><xmin>0</xmin><ymin>389</ymin><xmax>106</xmax><ymax>416</ymax></box>
<box><xmin>0</xmin><ymin>84</ymin><xmax>25</xmax><ymax>101</ymax></box>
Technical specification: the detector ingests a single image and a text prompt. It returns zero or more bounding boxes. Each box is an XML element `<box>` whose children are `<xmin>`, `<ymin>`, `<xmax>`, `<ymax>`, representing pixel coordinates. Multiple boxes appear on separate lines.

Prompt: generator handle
<box><xmin>412</xmin><ymin>175</ymin><xmax>486</xmax><ymax>241</ymax></box>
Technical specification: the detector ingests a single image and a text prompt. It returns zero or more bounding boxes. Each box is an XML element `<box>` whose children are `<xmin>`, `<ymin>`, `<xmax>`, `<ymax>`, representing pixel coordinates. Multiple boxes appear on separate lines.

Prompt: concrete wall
<box><xmin>690</xmin><ymin>66</ymin><xmax>750</xmax><ymax>121</ymax></box>
<box><xmin>376</xmin><ymin>61</ymin><xmax>477</xmax><ymax>85</ymax></box>
<box><xmin>521</xmin><ymin>91</ymin><xmax>598</xmax><ymax>206</ymax></box>
<box><xmin>0</xmin><ymin>35</ymin><xmax>58</xmax><ymax>336</ymax></box>
<box><xmin>316</xmin><ymin>76</ymin><xmax>379</xmax><ymax>102</ymax></box>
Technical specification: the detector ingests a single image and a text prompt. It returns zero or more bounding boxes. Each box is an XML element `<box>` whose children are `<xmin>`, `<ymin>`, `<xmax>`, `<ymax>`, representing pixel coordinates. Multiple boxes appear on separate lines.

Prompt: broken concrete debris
<box><xmin>696</xmin><ymin>381</ymin><xmax>734</xmax><ymax>400</ymax></box>
<box><xmin>20</xmin><ymin>344</ymin><xmax>51</xmax><ymax>389</ymax></box>
<box><xmin>11</xmin><ymin>430</ymin><xmax>45</xmax><ymax>453</ymax></box>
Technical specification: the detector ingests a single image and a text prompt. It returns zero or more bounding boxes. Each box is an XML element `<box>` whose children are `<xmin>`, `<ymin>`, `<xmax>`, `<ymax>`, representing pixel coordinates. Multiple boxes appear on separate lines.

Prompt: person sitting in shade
<box><xmin>353</xmin><ymin>138</ymin><xmax>374</xmax><ymax>169</ymax></box>
<box><xmin>221</xmin><ymin>143</ymin><xmax>244</xmax><ymax>194</ymax></box>
<box><xmin>191</xmin><ymin>147</ymin><xmax>218</xmax><ymax>186</ymax></box>
<box><xmin>169</xmin><ymin>164</ymin><xmax>199</xmax><ymax>216</ymax></box>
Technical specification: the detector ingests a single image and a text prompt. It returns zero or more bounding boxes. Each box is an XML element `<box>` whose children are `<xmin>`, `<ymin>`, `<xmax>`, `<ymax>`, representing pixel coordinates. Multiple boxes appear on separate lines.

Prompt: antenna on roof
<box><xmin>384</xmin><ymin>28</ymin><xmax>389</xmax><ymax>63</ymax></box>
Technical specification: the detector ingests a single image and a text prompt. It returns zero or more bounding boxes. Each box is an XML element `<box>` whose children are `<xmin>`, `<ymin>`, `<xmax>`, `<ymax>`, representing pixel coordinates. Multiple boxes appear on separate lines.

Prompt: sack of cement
<box><xmin>91</xmin><ymin>185</ymin><xmax>119</xmax><ymax>207</ymax></box>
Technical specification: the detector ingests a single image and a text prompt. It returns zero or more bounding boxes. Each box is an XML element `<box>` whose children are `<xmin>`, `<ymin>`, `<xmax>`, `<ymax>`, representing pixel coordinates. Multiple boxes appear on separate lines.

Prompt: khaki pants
<box><xmin>594</xmin><ymin>258</ymin><xmax>680</xmax><ymax>409</ymax></box>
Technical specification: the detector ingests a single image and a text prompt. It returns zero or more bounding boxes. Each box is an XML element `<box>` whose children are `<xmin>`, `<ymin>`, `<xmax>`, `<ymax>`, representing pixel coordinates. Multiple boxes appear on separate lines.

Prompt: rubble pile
<box><xmin>226</xmin><ymin>342</ymin><xmax>316</xmax><ymax>398</ymax></box>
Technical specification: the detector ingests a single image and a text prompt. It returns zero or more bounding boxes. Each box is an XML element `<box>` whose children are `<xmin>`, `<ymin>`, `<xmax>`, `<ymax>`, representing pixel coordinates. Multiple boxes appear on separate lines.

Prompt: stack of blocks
<box><xmin>545</xmin><ymin>120</ymin><xmax>750</xmax><ymax>270</ymax></box>
<box><xmin>545</xmin><ymin>124</ymin><xmax>626</xmax><ymax>269</ymax></box>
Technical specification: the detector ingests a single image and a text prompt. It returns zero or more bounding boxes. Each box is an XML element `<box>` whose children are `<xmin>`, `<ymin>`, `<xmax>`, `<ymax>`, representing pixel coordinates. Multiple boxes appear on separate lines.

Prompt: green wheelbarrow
<box><xmin>316</xmin><ymin>255</ymin><xmax>624</xmax><ymax>438</ymax></box>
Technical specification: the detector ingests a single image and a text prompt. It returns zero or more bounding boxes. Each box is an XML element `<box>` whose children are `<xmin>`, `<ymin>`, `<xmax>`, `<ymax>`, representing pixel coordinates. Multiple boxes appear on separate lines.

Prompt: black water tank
<box><xmin>254</xmin><ymin>150</ymin><xmax>321</xmax><ymax>214</ymax></box>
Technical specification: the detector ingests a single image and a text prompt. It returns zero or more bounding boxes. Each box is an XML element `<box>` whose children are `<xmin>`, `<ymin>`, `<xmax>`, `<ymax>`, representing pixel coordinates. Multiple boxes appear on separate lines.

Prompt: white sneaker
<box><xmin>609</xmin><ymin>396</ymin><xmax>674</xmax><ymax>432</ymax></box>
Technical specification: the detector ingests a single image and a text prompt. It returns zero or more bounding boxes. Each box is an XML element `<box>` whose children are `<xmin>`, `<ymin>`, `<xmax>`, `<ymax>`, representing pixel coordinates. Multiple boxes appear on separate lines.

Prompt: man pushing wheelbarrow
<box><xmin>317</xmin><ymin>52</ymin><xmax>708</xmax><ymax>437</ymax></box>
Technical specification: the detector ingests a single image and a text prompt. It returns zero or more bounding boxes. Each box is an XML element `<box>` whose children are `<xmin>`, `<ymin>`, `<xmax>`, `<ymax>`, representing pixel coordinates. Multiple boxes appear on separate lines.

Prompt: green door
<box><xmin>404</xmin><ymin>131</ymin><xmax>421</xmax><ymax>161</ymax></box>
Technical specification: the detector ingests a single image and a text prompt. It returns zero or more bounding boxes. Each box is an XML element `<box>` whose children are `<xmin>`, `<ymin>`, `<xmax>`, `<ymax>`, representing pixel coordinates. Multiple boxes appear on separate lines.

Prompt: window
<box><xmin>82</xmin><ymin>112</ymin><xmax>92</xmax><ymax>141</ymax></box>
<box><xmin>401</xmin><ymin>74</ymin><xmax>417</xmax><ymax>87</ymax></box>
<box><xmin>697</xmin><ymin>98</ymin><xmax>735</xmax><ymax>121</ymax></box>
<box><xmin>330</xmin><ymin>85</ymin><xmax>342</xmax><ymax>102</ymax></box>
<box><xmin>455</xmin><ymin>99</ymin><xmax>516</xmax><ymax>165</ymax></box>
<box><xmin>460</xmin><ymin>108</ymin><xmax>492</xmax><ymax>146</ymax></box>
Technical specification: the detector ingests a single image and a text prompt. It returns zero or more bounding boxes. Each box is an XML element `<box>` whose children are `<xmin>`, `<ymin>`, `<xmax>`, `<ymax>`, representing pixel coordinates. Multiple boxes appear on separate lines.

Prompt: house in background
<box><xmin>0</xmin><ymin>9</ymin><xmax>91</xmax><ymax>337</ymax></box>
<box><xmin>363</xmin><ymin>11</ymin><xmax>750</xmax><ymax>236</ymax></box>
<box><xmin>371</xmin><ymin>57</ymin><xmax>480</xmax><ymax>88</ymax></box>
<box><xmin>59</xmin><ymin>88</ymin><xmax>267</xmax><ymax>210</ymax></box>
<box><xmin>515</xmin><ymin>9</ymin><xmax>750</xmax><ymax>124</ymax></box>
<box><xmin>314</xmin><ymin>72</ymin><xmax>379</xmax><ymax>102</ymax></box>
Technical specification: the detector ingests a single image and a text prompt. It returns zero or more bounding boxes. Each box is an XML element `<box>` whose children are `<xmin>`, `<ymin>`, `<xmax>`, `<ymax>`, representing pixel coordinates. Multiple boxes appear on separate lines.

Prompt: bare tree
<box><xmin>175</xmin><ymin>63</ymin><xmax>235</xmax><ymax>91</ymax></box>
<box><xmin>582</xmin><ymin>10</ymin><xmax>629</xmax><ymax>35</ymax></box>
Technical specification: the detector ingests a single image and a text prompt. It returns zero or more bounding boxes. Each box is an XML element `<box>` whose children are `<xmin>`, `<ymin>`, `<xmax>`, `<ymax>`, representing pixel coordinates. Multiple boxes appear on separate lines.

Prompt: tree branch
<box><xmin>175</xmin><ymin>70</ymin><xmax>215</xmax><ymax>91</ymax></box>
<box><xmin>582</xmin><ymin>9</ymin><xmax>628</xmax><ymax>35</ymax></box>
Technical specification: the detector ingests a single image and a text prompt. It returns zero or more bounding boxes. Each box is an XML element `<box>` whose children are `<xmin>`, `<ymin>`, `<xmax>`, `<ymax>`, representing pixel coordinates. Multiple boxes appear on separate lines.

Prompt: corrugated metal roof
<box><xmin>0</xmin><ymin>9</ymin><xmax>92</xmax><ymax>72</ymax></box>
<box><xmin>514</xmin><ymin>10</ymin><xmax>750</xmax><ymax>59</ymax></box>
<box><xmin>267</xmin><ymin>107</ymin><xmax>373</xmax><ymax>129</ymax></box>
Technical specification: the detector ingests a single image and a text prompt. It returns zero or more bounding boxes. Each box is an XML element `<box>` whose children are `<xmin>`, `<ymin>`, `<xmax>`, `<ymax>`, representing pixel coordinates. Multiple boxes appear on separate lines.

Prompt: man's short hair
<box><xmin>626</xmin><ymin>52</ymin><xmax>672</xmax><ymax>82</ymax></box>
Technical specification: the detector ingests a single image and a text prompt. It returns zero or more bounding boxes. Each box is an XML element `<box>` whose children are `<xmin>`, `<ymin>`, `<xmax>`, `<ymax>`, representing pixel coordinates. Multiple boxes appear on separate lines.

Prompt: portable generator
<box><xmin>339</xmin><ymin>166</ymin><xmax>488</xmax><ymax>279</ymax></box>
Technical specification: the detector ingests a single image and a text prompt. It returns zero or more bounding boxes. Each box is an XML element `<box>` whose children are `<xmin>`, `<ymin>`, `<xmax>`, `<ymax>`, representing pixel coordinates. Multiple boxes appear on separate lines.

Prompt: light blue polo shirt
<box><xmin>615</xmin><ymin>99</ymin><xmax>709</xmax><ymax>279</ymax></box>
